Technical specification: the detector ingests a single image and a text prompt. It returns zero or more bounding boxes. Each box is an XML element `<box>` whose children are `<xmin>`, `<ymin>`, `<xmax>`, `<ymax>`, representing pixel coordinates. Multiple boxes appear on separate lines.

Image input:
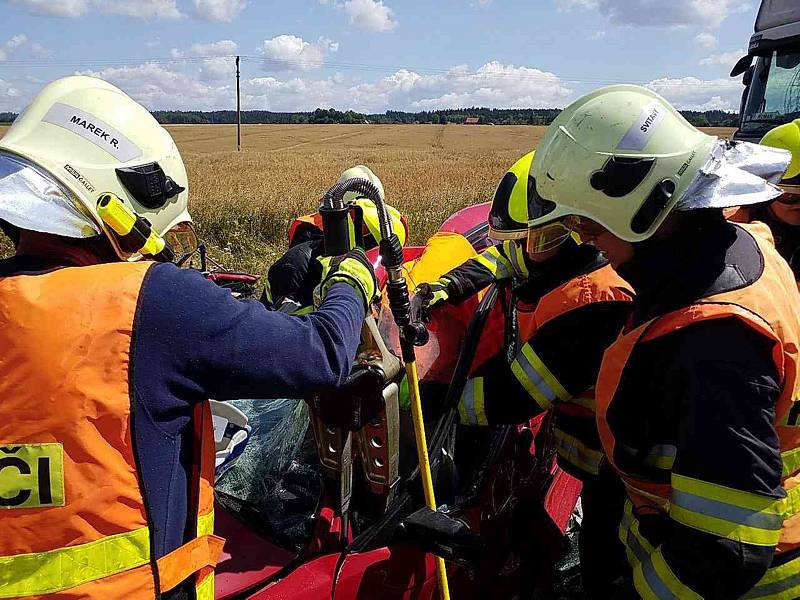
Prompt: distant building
<box><xmin>464</xmin><ymin>117</ymin><xmax>480</xmax><ymax>125</ymax></box>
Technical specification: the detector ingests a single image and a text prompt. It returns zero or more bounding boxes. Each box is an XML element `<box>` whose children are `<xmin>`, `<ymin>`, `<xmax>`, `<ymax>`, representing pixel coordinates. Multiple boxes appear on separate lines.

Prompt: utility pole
<box><xmin>236</xmin><ymin>55</ymin><xmax>241</xmax><ymax>152</ymax></box>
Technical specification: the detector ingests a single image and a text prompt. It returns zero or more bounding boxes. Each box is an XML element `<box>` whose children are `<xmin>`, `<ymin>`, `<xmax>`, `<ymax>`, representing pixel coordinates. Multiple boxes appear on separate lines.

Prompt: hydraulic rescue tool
<box><xmin>316</xmin><ymin>177</ymin><xmax>451</xmax><ymax>600</ymax></box>
<box><xmin>312</xmin><ymin>181</ymin><xmax>402</xmax><ymax>546</ymax></box>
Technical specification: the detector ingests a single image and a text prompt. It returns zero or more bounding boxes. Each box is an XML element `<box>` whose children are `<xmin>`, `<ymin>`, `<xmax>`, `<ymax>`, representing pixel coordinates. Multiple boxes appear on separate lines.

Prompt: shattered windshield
<box><xmin>742</xmin><ymin>50</ymin><xmax>800</xmax><ymax>134</ymax></box>
<box><xmin>216</xmin><ymin>398</ymin><xmax>322</xmax><ymax>552</ymax></box>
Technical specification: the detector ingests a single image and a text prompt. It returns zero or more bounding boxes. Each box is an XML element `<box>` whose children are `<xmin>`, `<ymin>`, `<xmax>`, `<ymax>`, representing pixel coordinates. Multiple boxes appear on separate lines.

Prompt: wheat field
<box><xmin>0</xmin><ymin>124</ymin><xmax>735</xmax><ymax>275</ymax></box>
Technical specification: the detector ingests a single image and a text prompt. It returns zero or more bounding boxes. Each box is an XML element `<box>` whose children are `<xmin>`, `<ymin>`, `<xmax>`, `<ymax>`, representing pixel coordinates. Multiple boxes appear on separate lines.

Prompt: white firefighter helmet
<box><xmin>338</xmin><ymin>165</ymin><xmax>385</xmax><ymax>203</ymax></box>
<box><xmin>337</xmin><ymin>165</ymin><xmax>407</xmax><ymax>246</ymax></box>
<box><xmin>529</xmin><ymin>85</ymin><xmax>717</xmax><ymax>242</ymax></box>
<box><xmin>0</xmin><ymin>75</ymin><xmax>191</xmax><ymax>259</ymax></box>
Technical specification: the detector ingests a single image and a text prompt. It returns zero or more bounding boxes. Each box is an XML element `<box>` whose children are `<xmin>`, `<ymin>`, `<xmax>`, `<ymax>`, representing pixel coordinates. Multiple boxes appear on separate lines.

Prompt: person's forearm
<box><xmin>195</xmin><ymin>284</ymin><xmax>365</xmax><ymax>399</ymax></box>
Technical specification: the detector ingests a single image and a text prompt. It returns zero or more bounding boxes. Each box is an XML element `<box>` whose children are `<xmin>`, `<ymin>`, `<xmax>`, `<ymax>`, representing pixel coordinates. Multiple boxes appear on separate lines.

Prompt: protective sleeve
<box><xmin>458</xmin><ymin>301</ymin><xmax>630</xmax><ymax>426</ymax></box>
<box><xmin>442</xmin><ymin>241</ymin><xmax>523</xmax><ymax>304</ymax></box>
<box><xmin>136</xmin><ymin>262</ymin><xmax>365</xmax><ymax>401</ymax></box>
<box><xmin>629</xmin><ymin>319</ymin><xmax>784</xmax><ymax>600</ymax></box>
<box><xmin>266</xmin><ymin>237</ymin><xmax>323</xmax><ymax>308</ymax></box>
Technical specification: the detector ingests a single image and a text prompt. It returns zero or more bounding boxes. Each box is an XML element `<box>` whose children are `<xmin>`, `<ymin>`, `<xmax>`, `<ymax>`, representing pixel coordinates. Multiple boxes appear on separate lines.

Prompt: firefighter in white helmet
<box><xmin>529</xmin><ymin>84</ymin><xmax>800</xmax><ymax>599</ymax></box>
<box><xmin>0</xmin><ymin>76</ymin><xmax>376</xmax><ymax>599</ymax></box>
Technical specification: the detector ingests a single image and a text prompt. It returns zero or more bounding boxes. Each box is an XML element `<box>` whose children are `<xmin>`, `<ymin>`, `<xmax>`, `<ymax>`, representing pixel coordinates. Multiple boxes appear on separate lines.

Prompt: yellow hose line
<box><xmin>405</xmin><ymin>360</ymin><xmax>451</xmax><ymax>600</ymax></box>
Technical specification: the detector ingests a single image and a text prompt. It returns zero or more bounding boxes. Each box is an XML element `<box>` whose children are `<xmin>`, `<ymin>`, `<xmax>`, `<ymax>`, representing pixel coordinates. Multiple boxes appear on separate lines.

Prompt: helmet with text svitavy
<box><xmin>528</xmin><ymin>85</ymin><xmax>716</xmax><ymax>241</ymax></box>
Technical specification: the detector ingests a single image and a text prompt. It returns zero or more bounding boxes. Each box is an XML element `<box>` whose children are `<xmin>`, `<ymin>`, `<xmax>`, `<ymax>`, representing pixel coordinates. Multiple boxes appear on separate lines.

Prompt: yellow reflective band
<box><xmin>197</xmin><ymin>510</ymin><xmax>214</xmax><ymax>537</ymax></box>
<box><xmin>671</xmin><ymin>474</ymin><xmax>785</xmax><ymax>546</ymax></box>
<box><xmin>510</xmin><ymin>343</ymin><xmax>571</xmax><ymax>412</ymax></box>
<box><xmin>553</xmin><ymin>428</ymin><xmax>602</xmax><ymax>475</ymax></box>
<box><xmin>782</xmin><ymin>446</ymin><xmax>800</xmax><ymax>478</ymax></box>
<box><xmin>0</xmin><ymin>443</ymin><xmax>64</xmax><ymax>509</ymax></box>
<box><xmin>459</xmin><ymin>378</ymin><xmax>487</xmax><ymax>426</ymax></box>
<box><xmin>0</xmin><ymin>525</ymin><xmax>151</xmax><ymax>598</ymax></box>
<box><xmin>503</xmin><ymin>240</ymin><xmax>529</xmax><ymax>279</ymax></box>
<box><xmin>474</xmin><ymin>246</ymin><xmax>513</xmax><ymax>280</ymax></box>
<box><xmin>633</xmin><ymin>547</ymin><xmax>702</xmax><ymax>600</ymax></box>
<box><xmin>743</xmin><ymin>552</ymin><xmax>800</xmax><ymax>599</ymax></box>
<box><xmin>642</xmin><ymin>445</ymin><xmax>677</xmax><ymax>470</ymax></box>
<box><xmin>458</xmin><ymin>397</ymin><xmax>469</xmax><ymax>426</ymax></box>
<box><xmin>291</xmin><ymin>305</ymin><xmax>314</xmax><ymax>316</ymax></box>
<box><xmin>196</xmin><ymin>572</ymin><xmax>214</xmax><ymax>600</ymax></box>
<box><xmin>619</xmin><ymin>500</ymin><xmax>655</xmax><ymax>567</ymax></box>
<box><xmin>507</xmin><ymin>151</ymin><xmax>535</xmax><ymax>226</ymax></box>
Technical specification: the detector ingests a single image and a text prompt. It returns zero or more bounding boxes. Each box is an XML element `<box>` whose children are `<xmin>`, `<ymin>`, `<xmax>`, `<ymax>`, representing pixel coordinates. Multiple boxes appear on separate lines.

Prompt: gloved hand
<box><xmin>267</xmin><ymin>237</ymin><xmax>324</xmax><ymax>309</ymax></box>
<box><xmin>414</xmin><ymin>278</ymin><xmax>452</xmax><ymax>321</ymax></box>
<box><xmin>317</xmin><ymin>248</ymin><xmax>378</xmax><ymax>311</ymax></box>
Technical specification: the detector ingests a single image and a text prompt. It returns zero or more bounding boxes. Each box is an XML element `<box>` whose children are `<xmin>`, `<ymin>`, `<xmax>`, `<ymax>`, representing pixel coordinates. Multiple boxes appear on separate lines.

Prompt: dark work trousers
<box><xmin>578</xmin><ymin>463</ymin><xmax>628</xmax><ymax>598</ymax></box>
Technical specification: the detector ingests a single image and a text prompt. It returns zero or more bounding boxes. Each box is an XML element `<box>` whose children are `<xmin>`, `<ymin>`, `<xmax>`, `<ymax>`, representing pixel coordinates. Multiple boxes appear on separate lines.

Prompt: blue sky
<box><xmin>0</xmin><ymin>0</ymin><xmax>758</xmax><ymax>113</ymax></box>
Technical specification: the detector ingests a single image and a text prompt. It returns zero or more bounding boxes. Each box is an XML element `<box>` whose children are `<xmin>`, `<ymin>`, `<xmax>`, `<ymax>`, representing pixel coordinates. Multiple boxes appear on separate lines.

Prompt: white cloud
<box><xmin>0</xmin><ymin>34</ymin><xmax>48</xmax><ymax>62</ymax></box>
<box><xmin>34</xmin><ymin>58</ymin><xmax>569</xmax><ymax>114</ymax></box>
<box><xmin>557</xmin><ymin>0</ymin><xmax>750</xmax><ymax>28</ymax></box>
<box><xmin>169</xmin><ymin>40</ymin><xmax>238</xmax><ymax>81</ymax></box>
<box><xmin>258</xmin><ymin>35</ymin><xmax>338</xmax><ymax>71</ymax></box>
<box><xmin>694</xmin><ymin>32</ymin><xmax>717</xmax><ymax>50</ymax></box>
<box><xmin>193</xmin><ymin>0</ymin><xmax>247</xmax><ymax>22</ymax></box>
<box><xmin>171</xmin><ymin>39</ymin><xmax>239</xmax><ymax>58</ymax></box>
<box><xmin>79</xmin><ymin>62</ymin><xmax>234</xmax><ymax>110</ymax></box>
<box><xmin>348</xmin><ymin>62</ymin><xmax>573</xmax><ymax>112</ymax></box>
<box><xmin>699</xmin><ymin>48</ymin><xmax>747</xmax><ymax>70</ymax></box>
<box><xmin>341</xmin><ymin>0</ymin><xmax>397</xmax><ymax>32</ymax></box>
<box><xmin>0</xmin><ymin>79</ymin><xmax>22</xmax><ymax>110</ymax></box>
<box><xmin>9</xmin><ymin>0</ymin><xmax>90</xmax><ymax>17</ymax></box>
<box><xmin>10</xmin><ymin>0</ymin><xmax>183</xmax><ymax>19</ymax></box>
<box><xmin>646</xmin><ymin>76</ymin><xmax>742</xmax><ymax>111</ymax></box>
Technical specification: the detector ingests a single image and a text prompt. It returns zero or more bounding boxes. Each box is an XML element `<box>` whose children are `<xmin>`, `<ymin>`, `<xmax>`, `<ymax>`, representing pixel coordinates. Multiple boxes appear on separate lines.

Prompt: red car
<box><xmin>212</xmin><ymin>203</ymin><xmax>582</xmax><ymax>599</ymax></box>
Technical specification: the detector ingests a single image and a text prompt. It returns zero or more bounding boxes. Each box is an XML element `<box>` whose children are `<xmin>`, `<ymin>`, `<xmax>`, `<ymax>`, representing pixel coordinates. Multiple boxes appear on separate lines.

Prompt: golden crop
<box><xmin>0</xmin><ymin>124</ymin><xmax>735</xmax><ymax>276</ymax></box>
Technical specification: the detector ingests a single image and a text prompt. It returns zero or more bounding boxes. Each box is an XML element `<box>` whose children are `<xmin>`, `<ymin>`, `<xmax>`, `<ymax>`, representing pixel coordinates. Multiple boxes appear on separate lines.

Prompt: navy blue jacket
<box><xmin>0</xmin><ymin>256</ymin><xmax>365</xmax><ymax>564</ymax></box>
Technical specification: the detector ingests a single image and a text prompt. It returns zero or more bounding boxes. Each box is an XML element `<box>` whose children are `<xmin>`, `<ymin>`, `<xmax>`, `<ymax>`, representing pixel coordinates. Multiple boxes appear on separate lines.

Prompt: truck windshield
<box><xmin>742</xmin><ymin>50</ymin><xmax>800</xmax><ymax>135</ymax></box>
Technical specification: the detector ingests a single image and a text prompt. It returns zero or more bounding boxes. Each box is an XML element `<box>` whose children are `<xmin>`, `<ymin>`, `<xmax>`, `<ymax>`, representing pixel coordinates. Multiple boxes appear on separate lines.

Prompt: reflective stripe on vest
<box><xmin>459</xmin><ymin>377</ymin><xmax>487</xmax><ymax>426</ymax></box>
<box><xmin>512</xmin><ymin>263</ymin><xmax>631</xmax><ymax>475</ymax></box>
<box><xmin>553</xmin><ymin>428</ymin><xmax>603</xmax><ymax>476</ymax></box>
<box><xmin>0</xmin><ymin>262</ymin><xmax>222</xmax><ymax>598</ymax></box>
<box><xmin>596</xmin><ymin>223</ymin><xmax>800</xmax><ymax>559</ymax></box>
<box><xmin>474</xmin><ymin>245</ymin><xmax>513</xmax><ymax>280</ymax></box>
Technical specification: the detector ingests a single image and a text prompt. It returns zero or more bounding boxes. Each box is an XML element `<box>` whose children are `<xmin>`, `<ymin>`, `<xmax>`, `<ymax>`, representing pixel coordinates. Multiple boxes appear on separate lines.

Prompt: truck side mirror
<box><xmin>399</xmin><ymin>507</ymin><xmax>485</xmax><ymax>564</ymax></box>
<box><xmin>731</xmin><ymin>55</ymin><xmax>753</xmax><ymax>78</ymax></box>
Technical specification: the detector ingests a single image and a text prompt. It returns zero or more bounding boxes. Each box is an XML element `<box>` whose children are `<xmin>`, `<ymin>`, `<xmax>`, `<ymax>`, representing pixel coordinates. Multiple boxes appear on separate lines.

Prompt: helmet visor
<box><xmin>526</xmin><ymin>216</ymin><xmax>578</xmax><ymax>254</ymax></box>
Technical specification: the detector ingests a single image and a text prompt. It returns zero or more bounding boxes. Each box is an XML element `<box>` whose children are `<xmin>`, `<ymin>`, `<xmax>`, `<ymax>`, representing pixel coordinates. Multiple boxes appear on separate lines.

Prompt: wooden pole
<box><xmin>236</xmin><ymin>55</ymin><xmax>241</xmax><ymax>152</ymax></box>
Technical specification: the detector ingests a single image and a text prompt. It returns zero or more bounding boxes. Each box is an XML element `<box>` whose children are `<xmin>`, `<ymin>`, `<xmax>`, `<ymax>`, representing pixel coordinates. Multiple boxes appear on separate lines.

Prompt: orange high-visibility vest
<box><xmin>596</xmin><ymin>222</ymin><xmax>800</xmax><ymax>554</ymax></box>
<box><xmin>0</xmin><ymin>261</ymin><xmax>223</xmax><ymax>599</ymax></box>
<box><xmin>471</xmin><ymin>262</ymin><xmax>633</xmax><ymax>478</ymax></box>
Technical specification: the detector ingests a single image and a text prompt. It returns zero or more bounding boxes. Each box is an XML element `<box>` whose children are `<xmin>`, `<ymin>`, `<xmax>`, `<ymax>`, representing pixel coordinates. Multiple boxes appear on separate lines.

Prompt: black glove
<box><xmin>267</xmin><ymin>238</ymin><xmax>324</xmax><ymax>308</ymax></box>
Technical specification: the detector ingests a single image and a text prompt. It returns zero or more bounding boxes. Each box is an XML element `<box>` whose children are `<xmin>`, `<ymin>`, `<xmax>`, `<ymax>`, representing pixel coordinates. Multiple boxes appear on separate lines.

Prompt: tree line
<box><xmin>0</xmin><ymin>107</ymin><xmax>740</xmax><ymax>128</ymax></box>
<box><xmin>149</xmin><ymin>107</ymin><xmax>739</xmax><ymax>127</ymax></box>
